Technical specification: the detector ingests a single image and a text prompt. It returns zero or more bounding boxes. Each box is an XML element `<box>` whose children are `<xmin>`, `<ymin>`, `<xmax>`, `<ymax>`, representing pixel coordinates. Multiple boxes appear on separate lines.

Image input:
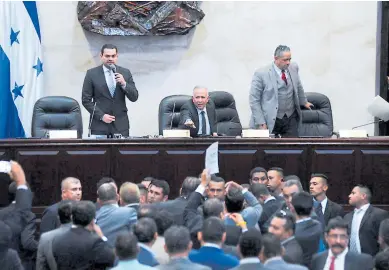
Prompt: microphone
<box><xmin>352</xmin><ymin>119</ymin><xmax>384</xmax><ymax>130</ymax></box>
<box><xmin>108</xmin><ymin>64</ymin><xmax>116</xmax><ymax>73</ymax></box>
<box><xmin>88</xmin><ymin>102</ymin><xmax>97</xmax><ymax>138</ymax></box>
<box><xmin>169</xmin><ymin>102</ymin><xmax>176</xmax><ymax>130</ymax></box>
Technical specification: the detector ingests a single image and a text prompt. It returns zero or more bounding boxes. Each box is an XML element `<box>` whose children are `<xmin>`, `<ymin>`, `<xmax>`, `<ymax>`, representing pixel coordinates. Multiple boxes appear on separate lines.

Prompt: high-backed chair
<box><xmin>32</xmin><ymin>96</ymin><xmax>83</xmax><ymax>138</ymax></box>
<box><xmin>299</xmin><ymin>92</ymin><xmax>333</xmax><ymax>137</ymax></box>
<box><xmin>209</xmin><ymin>91</ymin><xmax>242</xmax><ymax>136</ymax></box>
<box><xmin>158</xmin><ymin>95</ymin><xmax>191</xmax><ymax>135</ymax></box>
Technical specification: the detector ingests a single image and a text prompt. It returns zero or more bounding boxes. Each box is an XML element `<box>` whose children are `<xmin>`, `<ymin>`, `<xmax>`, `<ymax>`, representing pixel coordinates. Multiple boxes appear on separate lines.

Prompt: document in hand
<box><xmin>367</xmin><ymin>95</ymin><xmax>389</xmax><ymax>121</ymax></box>
<box><xmin>205</xmin><ymin>142</ymin><xmax>219</xmax><ymax>174</ymax></box>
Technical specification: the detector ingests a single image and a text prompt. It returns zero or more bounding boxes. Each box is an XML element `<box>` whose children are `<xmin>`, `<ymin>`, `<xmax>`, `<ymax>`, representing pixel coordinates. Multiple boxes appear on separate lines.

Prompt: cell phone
<box><xmin>0</xmin><ymin>161</ymin><xmax>11</xmax><ymax>174</ymax></box>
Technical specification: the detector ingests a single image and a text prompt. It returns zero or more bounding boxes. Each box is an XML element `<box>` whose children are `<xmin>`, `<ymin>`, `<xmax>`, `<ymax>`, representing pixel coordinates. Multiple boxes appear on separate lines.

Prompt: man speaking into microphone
<box><xmin>82</xmin><ymin>44</ymin><xmax>138</xmax><ymax>137</ymax></box>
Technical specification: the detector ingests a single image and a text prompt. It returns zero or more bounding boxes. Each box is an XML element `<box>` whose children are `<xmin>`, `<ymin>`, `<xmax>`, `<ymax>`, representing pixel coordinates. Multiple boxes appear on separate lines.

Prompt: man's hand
<box><xmin>304</xmin><ymin>102</ymin><xmax>314</xmax><ymax>110</ymax></box>
<box><xmin>225</xmin><ymin>181</ymin><xmax>243</xmax><ymax>192</ymax></box>
<box><xmin>9</xmin><ymin>161</ymin><xmax>26</xmax><ymax>186</ymax></box>
<box><xmin>184</xmin><ymin>119</ymin><xmax>196</xmax><ymax>129</ymax></box>
<box><xmin>259</xmin><ymin>124</ymin><xmax>267</xmax><ymax>130</ymax></box>
<box><xmin>212</xmin><ymin>132</ymin><xmax>218</xmax><ymax>137</ymax></box>
<box><xmin>92</xmin><ymin>223</ymin><xmax>105</xmax><ymax>238</ymax></box>
<box><xmin>200</xmin><ymin>169</ymin><xmax>211</xmax><ymax>188</ymax></box>
<box><xmin>102</xmin><ymin>114</ymin><xmax>115</xmax><ymax>124</ymax></box>
<box><xmin>114</xmin><ymin>73</ymin><xmax>126</xmax><ymax>87</ymax></box>
<box><xmin>228</xmin><ymin>213</ymin><xmax>247</xmax><ymax>230</ymax></box>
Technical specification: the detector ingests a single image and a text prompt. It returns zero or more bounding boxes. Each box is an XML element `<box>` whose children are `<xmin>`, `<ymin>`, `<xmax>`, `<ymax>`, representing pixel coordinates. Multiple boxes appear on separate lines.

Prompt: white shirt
<box><xmin>323</xmin><ymin>248</ymin><xmax>348</xmax><ymax>270</ymax></box>
<box><xmin>273</xmin><ymin>62</ymin><xmax>289</xmax><ymax>79</ymax></box>
<box><xmin>351</xmin><ymin>203</ymin><xmax>370</xmax><ymax>253</ymax></box>
<box><xmin>296</xmin><ymin>217</ymin><xmax>311</xmax><ymax>224</ymax></box>
<box><xmin>196</xmin><ymin>107</ymin><xmax>211</xmax><ymax>135</ymax></box>
<box><xmin>264</xmin><ymin>196</ymin><xmax>276</xmax><ymax>204</ymax></box>
<box><xmin>240</xmin><ymin>257</ymin><xmax>260</xmax><ymax>264</ymax></box>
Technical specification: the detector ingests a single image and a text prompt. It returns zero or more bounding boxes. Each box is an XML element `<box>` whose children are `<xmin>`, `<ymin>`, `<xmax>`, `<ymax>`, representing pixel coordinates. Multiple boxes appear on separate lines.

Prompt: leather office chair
<box><xmin>32</xmin><ymin>96</ymin><xmax>83</xmax><ymax>138</ymax></box>
<box><xmin>209</xmin><ymin>91</ymin><xmax>242</xmax><ymax>136</ymax></box>
<box><xmin>158</xmin><ymin>95</ymin><xmax>191</xmax><ymax>135</ymax></box>
<box><xmin>299</xmin><ymin>92</ymin><xmax>333</xmax><ymax>137</ymax></box>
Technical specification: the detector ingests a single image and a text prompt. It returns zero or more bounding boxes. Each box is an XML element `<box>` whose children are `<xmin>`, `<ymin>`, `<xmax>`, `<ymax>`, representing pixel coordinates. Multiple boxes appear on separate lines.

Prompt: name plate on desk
<box><xmin>242</xmin><ymin>129</ymin><xmax>269</xmax><ymax>138</ymax></box>
<box><xmin>339</xmin><ymin>130</ymin><xmax>368</xmax><ymax>138</ymax></box>
<box><xmin>163</xmin><ymin>129</ymin><xmax>190</xmax><ymax>138</ymax></box>
<box><xmin>48</xmin><ymin>130</ymin><xmax>77</xmax><ymax>139</ymax></box>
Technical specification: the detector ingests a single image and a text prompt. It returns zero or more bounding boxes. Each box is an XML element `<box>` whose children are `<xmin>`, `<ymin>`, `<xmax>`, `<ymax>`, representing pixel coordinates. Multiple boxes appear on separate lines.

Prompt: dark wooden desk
<box><xmin>1</xmin><ymin>137</ymin><xmax>389</xmax><ymax>213</ymax></box>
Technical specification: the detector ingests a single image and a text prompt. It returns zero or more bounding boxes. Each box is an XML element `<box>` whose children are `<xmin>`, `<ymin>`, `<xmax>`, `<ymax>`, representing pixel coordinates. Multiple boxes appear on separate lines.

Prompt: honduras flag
<box><xmin>0</xmin><ymin>1</ymin><xmax>44</xmax><ymax>138</ymax></box>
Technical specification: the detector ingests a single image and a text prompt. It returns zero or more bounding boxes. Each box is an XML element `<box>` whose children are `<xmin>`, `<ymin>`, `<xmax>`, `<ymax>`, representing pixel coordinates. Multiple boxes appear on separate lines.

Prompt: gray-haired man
<box><xmin>249</xmin><ymin>45</ymin><xmax>313</xmax><ymax>137</ymax></box>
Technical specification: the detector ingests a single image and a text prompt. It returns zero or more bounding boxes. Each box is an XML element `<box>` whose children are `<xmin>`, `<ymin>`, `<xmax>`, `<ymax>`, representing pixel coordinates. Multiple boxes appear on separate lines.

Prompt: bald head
<box><xmin>61</xmin><ymin>177</ymin><xmax>82</xmax><ymax>201</ymax></box>
<box><xmin>119</xmin><ymin>182</ymin><xmax>140</xmax><ymax>206</ymax></box>
<box><xmin>192</xmin><ymin>86</ymin><xmax>209</xmax><ymax>110</ymax></box>
<box><xmin>98</xmin><ymin>183</ymin><xmax>118</xmax><ymax>204</ymax></box>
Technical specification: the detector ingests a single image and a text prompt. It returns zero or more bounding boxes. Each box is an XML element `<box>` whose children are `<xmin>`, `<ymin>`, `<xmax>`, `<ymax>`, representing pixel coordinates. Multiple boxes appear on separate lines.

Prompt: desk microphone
<box><xmin>169</xmin><ymin>101</ymin><xmax>176</xmax><ymax>130</ymax></box>
<box><xmin>88</xmin><ymin>102</ymin><xmax>97</xmax><ymax>138</ymax></box>
<box><xmin>351</xmin><ymin>119</ymin><xmax>384</xmax><ymax>130</ymax></box>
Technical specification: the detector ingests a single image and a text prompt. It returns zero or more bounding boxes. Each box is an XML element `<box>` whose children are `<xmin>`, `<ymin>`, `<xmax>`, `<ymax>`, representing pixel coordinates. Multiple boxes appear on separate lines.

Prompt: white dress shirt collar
<box><xmin>296</xmin><ymin>217</ymin><xmax>311</xmax><ymax>224</ymax></box>
<box><xmin>264</xmin><ymin>196</ymin><xmax>276</xmax><ymax>204</ymax></box>
<box><xmin>197</xmin><ymin>107</ymin><xmax>207</xmax><ymax>114</ymax></box>
<box><xmin>272</xmin><ymin>62</ymin><xmax>288</xmax><ymax>78</ymax></box>
<box><xmin>356</xmin><ymin>203</ymin><xmax>370</xmax><ymax>212</ymax></box>
<box><xmin>203</xmin><ymin>243</ymin><xmax>221</xmax><ymax>249</ymax></box>
<box><xmin>324</xmin><ymin>248</ymin><xmax>348</xmax><ymax>270</ymax></box>
<box><xmin>240</xmin><ymin>257</ymin><xmax>260</xmax><ymax>264</ymax></box>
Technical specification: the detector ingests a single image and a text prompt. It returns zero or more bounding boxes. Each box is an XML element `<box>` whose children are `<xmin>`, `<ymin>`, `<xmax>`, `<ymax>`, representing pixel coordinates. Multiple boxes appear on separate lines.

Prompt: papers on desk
<box><xmin>205</xmin><ymin>142</ymin><xmax>219</xmax><ymax>174</ymax></box>
<box><xmin>367</xmin><ymin>95</ymin><xmax>389</xmax><ymax>121</ymax></box>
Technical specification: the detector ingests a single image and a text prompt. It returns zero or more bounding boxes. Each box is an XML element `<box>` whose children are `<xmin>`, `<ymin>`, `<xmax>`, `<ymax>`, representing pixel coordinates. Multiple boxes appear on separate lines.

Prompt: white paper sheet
<box><xmin>367</xmin><ymin>95</ymin><xmax>389</xmax><ymax>121</ymax></box>
<box><xmin>205</xmin><ymin>142</ymin><xmax>219</xmax><ymax>174</ymax></box>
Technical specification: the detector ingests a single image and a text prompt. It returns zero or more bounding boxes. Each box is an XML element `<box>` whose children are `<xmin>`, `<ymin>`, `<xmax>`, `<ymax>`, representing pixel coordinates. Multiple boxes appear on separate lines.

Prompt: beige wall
<box><xmin>37</xmin><ymin>1</ymin><xmax>378</xmax><ymax>137</ymax></box>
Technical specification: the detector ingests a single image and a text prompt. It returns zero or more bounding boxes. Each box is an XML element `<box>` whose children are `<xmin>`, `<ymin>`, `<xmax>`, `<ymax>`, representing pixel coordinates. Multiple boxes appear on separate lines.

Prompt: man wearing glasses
<box><xmin>311</xmin><ymin>217</ymin><xmax>373</xmax><ymax>270</ymax></box>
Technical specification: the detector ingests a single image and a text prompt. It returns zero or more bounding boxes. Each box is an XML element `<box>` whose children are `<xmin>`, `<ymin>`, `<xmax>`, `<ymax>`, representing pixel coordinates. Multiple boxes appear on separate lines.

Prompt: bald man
<box><xmin>178</xmin><ymin>86</ymin><xmax>217</xmax><ymax>137</ymax></box>
<box><xmin>40</xmin><ymin>177</ymin><xmax>82</xmax><ymax>234</ymax></box>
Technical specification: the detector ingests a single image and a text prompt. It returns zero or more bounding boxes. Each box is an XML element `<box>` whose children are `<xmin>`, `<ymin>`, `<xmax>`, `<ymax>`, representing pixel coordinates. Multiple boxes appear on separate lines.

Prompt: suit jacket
<box><xmin>311</xmin><ymin>250</ymin><xmax>373</xmax><ymax>270</ymax></box>
<box><xmin>294</xmin><ymin>218</ymin><xmax>323</xmax><ymax>267</ymax></box>
<box><xmin>0</xmin><ymin>249</ymin><xmax>24</xmax><ymax>270</ymax></box>
<box><xmin>259</xmin><ymin>198</ymin><xmax>281</xmax><ymax>233</ymax></box>
<box><xmin>36</xmin><ymin>223</ymin><xmax>71</xmax><ymax>270</ymax></box>
<box><xmin>158</xmin><ymin>257</ymin><xmax>211</xmax><ymax>270</ymax></box>
<box><xmin>0</xmin><ymin>189</ymin><xmax>37</xmax><ymax>268</ymax></box>
<box><xmin>96</xmin><ymin>204</ymin><xmax>137</xmax><ymax>247</ymax></box>
<box><xmin>52</xmin><ymin>226</ymin><xmax>115</xmax><ymax>269</ymax></box>
<box><xmin>230</xmin><ymin>260</ymin><xmax>272</xmax><ymax>270</ymax></box>
<box><xmin>249</xmin><ymin>62</ymin><xmax>308</xmax><ymax>132</ymax></box>
<box><xmin>138</xmin><ymin>245</ymin><xmax>159</xmax><ymax>267</ymax></box>
<box><xmin>40</xmin><ymin>203</ymin><xmax>60</xmax><ymax>234</ymax></box>
<box><xmin>189</xmin><ymin>246</ymin><xmax>239</xmax><ymax>270</ymax></box>
<box><xmin>178</xmin><ymin>99</ymin><xmax>217</xmax><ymax>137</ymax></box>
<box><xmin>344</xmin><ymin>205</ymin><xmax>389</xmax><ymax>256</ymax></box>
<box><xmin>282</xmin><ymin>236</ymin><xmax>304</xmax><ymax>265</ymax></box>
<box><xmin>323</xmin><ymin>199</ymin><xmax>344</xmax><ymax>226</ymax></box>
<box><xmin>81</xmin><ymin>64</ymin><xmax>138</xmax><ymax>136</ymax></box>
<box><xmin>264</xmin><ymin>257</ymin><xmax>308</xmax><ymax>270</ymax></box>
<box><xmin>153</xmin><ymin>196</ymin><xmax>188</xmax><ymax>226</ymax></box>
<box><xmin>111</xmin><ymin>259</ymin><xmax>154</xmax><ymax>270</ymax></box>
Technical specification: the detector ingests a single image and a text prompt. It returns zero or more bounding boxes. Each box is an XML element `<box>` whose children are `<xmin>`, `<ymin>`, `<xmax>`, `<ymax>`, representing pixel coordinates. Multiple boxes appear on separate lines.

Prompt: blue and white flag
<box><xmin>0</xmin><ymin>1</ymin><xmax>44</xmax><ymax>138</ymax></box>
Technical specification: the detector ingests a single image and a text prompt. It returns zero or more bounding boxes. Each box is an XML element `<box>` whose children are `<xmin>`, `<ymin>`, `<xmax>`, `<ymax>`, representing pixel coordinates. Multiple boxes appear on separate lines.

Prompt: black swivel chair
<box><xmin>31</xmin><ymin>96</ymin><xmax>83</xmax><ymax>138</ymax></box>
<box><xmin>299</xmin><ymin>92</ymin><xmax>333</xmax><ymax>137</ymax></box>
<box><xmin>209</xmin><ymin>91</ymin><xmax>242</xmax><ymax>136</ymax></box>
<box><xmin>158</xmin><ymin>95</ymin><xmax>191</xmax><ymax>135</ymax></box>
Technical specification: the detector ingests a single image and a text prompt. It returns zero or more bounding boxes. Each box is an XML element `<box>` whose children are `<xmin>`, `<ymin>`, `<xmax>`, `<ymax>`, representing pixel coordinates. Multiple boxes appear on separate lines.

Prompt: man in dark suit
<box><xmin>0</xmin><ymin>161</ymin><xmax>36</xmax><ymax>270</ymax></box>
<box><xmin>311</xmin><ymin>217</ymin><xmax>373</xmax><ymax>270</ymax></box>
<box><xmin>268</xmin><ymin>210</ymin><xmax>304</xmax><ymax>265</ymax></box>
<box><xmin>0</xmin><ymin>220</ymin><xmax>23</xmax><ymax>270</ymax></box>
<box><xmin>344</xmin><ymin>185</ymin><xmax>389</xmax><ymax>256</ymax></box>
<box><xmin>250</xmin><ymin>183</ymin><xmax>281</xmax><ymax>233</ymax></box>
<box><xmin>189</xmin><ymin>217</ymin><xmax>239</xmax><ymax>270</ymax></box>
<box><xmin>309</xmin><ymin>173</ymin><xmax>344</xmax><ymax>228</ymax></box>
<box><xmin>260</xmin><ymin>234</ymin><xmax>308</xmax><ymax>270</ymax></box>
<box><xmin>36</xmin><ymin>200</ymin><xmax>73</xmax><ymax>270</ymax></box>
<box><xmin>179</xmin><ymin>86</ymin><xmax>217</xmax><ymax>137</ymax></box>
<box><xmin>40</xmin><ymin>177</ymin><xmax>82</xmax><ymax>234</ymax></box>
<box><xmin>52</xmin><ymin>200</ymin><xmax>115</xmax><ymax>269</ymax></box>
<box><xmin>133</xmin><ymin>217</ymin><xmax>159</xmax><ymax>267</ymax></box>
<box><xmin>82</xmin><ymin>43</ymin><xmax>138</xmax><ymax>137</ymax></box>
<box><xmin>158</xmin><ymin>226</ymin><xmax>211</xmax><ymax>270</ymax></box>
<box><xmin>231</xmin><ymin>229</ymin><xmax>271</xmax><ymax>270</ymax></box>
<box><xmin>291</xmin><ymin>192</ymin><xmax>323</xmax><ymax>267</ymax></box>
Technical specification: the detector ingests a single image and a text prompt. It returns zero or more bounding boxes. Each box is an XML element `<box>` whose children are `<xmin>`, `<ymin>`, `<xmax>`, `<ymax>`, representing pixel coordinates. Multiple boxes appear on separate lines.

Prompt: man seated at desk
<box><xmin>179</xmin><ymin>86</ymin><xmax>218</xmax><ymax>137</ymax></box>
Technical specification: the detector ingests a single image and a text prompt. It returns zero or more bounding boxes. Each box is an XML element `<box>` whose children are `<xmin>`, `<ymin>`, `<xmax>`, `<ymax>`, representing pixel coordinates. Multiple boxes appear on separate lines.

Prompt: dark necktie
<box><xmin>200</xmin><ymin>111</ymin><xmax>207</xmax><ymax>135</ymax></box>
<box><xmin>315</xmin><ymin>202</ymin><xmax>325</xmax><ymax>230</ymax></box>
<box><xmin>281</xmin><ymin>70</ymin><xmax>288</xmax><ymax>85</ymax></box>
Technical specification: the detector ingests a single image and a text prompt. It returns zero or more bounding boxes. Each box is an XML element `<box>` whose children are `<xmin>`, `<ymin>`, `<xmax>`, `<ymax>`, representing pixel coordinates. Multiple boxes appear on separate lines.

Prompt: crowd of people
<box><xmin>2</xmin><ymin>161</ymin><xmax>389</xmax><ymax>270</ymax></box>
